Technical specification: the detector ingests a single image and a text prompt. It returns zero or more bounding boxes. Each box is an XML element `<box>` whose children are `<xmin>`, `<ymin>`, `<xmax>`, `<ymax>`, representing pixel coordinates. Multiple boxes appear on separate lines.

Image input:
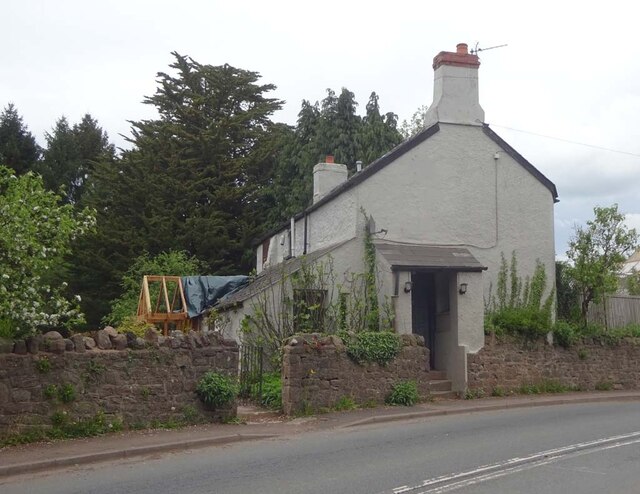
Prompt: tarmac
<box><xmin>2</xmin><ymin>390</ymin><xmax>639</xmax><ymax>479</ymax></box>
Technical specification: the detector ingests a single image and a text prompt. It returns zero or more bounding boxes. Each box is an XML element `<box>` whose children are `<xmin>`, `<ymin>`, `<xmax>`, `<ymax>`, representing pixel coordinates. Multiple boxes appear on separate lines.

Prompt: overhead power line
<box><xmin>489</xmin><ymin>124</ymin><xmax>640</xmax><ymax>159</ymax></box>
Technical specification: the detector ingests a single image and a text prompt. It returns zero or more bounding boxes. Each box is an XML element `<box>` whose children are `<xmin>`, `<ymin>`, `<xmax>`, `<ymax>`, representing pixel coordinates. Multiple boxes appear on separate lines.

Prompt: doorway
<box><xmin>411</xmin><ymin>272</ymin><xmax>437</xmax><ymax>369</ymax></box>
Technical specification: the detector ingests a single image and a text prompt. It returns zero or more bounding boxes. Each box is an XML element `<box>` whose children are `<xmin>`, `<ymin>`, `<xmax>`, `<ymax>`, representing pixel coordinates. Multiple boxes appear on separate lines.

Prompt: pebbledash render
<box><xmin>216</xmin><ymin>43</ymin><xmax>558</xmax><ymax>392</ymax></box>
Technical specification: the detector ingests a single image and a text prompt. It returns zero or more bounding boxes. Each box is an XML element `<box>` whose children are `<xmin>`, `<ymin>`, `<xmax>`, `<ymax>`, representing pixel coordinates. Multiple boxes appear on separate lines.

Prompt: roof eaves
<box><xmin>253</xmin><ymin>123</ymin><xmax>441</xmax><ymax>247</ymax></box>
<box><xmin>482</xmin><ymin>124</ymin><xmax>559</xmax><ymax>203</ymax></box>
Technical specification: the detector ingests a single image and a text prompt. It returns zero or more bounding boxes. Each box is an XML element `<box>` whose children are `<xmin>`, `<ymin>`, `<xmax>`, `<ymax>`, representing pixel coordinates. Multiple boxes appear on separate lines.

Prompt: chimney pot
<box><xmin>456</xmin><ymin>43</ymin><xmax>468</xmax><ymax>54</ymax></box>
<box><xmin>325</xmin><ymin>155</ymin><xmax>334</xmax><ymax>164</ymax></box>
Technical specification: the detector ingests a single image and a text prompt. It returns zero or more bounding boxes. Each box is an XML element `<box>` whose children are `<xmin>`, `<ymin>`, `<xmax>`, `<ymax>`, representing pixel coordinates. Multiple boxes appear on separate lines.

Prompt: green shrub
<box><xmin>553</xmin><ymin>321</ymin><xmax>579</xmax><ymax>348</ymax></box>
<box><xmin>196</xmin><ymin>372</ymin><xmax>237</xmax><ymax>409</ymax></box>
<box><xmin>386</xmin><ymin>380</ymin><xmax>419</xmax><ymax>406</ymax></box>
<box><xmin>259</xmin><ymin>373</ymin><xmax>282</xmax><ymax>410</ymax></box>
<box><xmin>489</xmin><ymin>307</ymin><xmax>549</xmax><ymax>341</ymax></box>
<box><xmin>116</xmin><ymin>316</ymin><xmax>155</xmax><ymax>338</ymax></box>
<box><xmin>341</xmin><ymin>331</ymin><xmax>401</xmax><ymax>366</ymax></box>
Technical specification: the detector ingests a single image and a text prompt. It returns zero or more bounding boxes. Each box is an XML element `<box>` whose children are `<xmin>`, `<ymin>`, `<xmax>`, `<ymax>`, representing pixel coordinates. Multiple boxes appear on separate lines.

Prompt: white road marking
<box><xmin>383</xmin><ymin>431</ymin><xmax>640</xmax><ymax>494</ymax></box>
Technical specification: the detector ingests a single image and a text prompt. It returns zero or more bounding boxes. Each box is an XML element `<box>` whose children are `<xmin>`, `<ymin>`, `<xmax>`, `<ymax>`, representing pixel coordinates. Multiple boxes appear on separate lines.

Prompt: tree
<box><xmin>0</xmin><ymin>166</ymin><xmax>95</xmax><ymax>337</ymax></box>
<box><xmin>399</xmin><ymin>104</ymin><xmax>429</xmax><ymax>139</ymax></box>
<box><xmin>358</xmin><ymin>92</ymin><xmax>402</xmax><ymax>165</ymax></box>
<box><xmin>40</xmin><ymin>114</ymin><xmax>115</xmax><ymax>204</ymax></box>
<box><xmin>0</xmin><ymin>104</ymin><xmax>40</xmax><ymax>175</ymax></box>
<box><xmin>69</xmin><ymin>53</ymin><xmax>283</xmax><ymax>326</ymax></box>
<box><xmin>566</xmin><ymin>204</ymin><xmax>639</xmax><ymax>325</ymax></box>
<box><xmin>268</xmin><ymin>89</ymin><xmax>401</xmax><ymax>227</ymax></box>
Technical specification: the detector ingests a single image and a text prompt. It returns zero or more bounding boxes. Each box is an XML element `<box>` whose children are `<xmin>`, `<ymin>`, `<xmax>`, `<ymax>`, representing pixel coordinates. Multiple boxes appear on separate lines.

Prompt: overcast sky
<box><xmin>2</xmin><ymin>0</ymin><xmax>639</xmax><ymax>260</ymax></box>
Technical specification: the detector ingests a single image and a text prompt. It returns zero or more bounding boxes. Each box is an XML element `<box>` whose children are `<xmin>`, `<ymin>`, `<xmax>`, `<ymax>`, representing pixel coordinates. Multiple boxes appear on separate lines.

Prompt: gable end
<box><xmin>482</xmin><ymin>124</ymin><xmax>559</xmax><ymax>202</ymax></box>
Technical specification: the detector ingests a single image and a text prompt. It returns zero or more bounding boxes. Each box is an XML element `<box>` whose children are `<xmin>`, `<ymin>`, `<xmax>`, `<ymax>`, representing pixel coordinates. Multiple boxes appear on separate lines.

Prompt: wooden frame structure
<box><xmin>137</xmin><ymin>275</ymin><xmax>189</xmax><ymax>335</ymax></box>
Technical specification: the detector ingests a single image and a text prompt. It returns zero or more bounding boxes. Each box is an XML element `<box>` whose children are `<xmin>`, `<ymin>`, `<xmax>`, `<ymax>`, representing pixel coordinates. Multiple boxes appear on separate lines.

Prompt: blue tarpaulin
<box><xmin>181</xmin><ymin>276</ymin><xmax>249</xmax><ymax>318</ymax></box>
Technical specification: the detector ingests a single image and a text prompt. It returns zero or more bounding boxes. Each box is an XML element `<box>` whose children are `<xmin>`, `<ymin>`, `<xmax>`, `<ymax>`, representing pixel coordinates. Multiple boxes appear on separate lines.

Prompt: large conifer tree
<box><xmin>0</xmin><ymin>103</ymin><xmax>40</xmax><ymax>174</ymax></box>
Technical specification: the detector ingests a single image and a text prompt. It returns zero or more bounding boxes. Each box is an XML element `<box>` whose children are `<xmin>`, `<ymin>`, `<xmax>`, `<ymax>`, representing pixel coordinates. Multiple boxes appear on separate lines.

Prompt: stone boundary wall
<box><xmin>468</xmin><ymin>335</ymin><xmax>640</xmax><ymax>394</ymax></box>
<box><xmin>282</xmin><ymin>334</ymin><xmax>430</xmax><ymax>415</ymax></box>
<box><xmin>0</xmin><ymin>330</ymin><xmax>238</xmax><ymax>439</ymax></box>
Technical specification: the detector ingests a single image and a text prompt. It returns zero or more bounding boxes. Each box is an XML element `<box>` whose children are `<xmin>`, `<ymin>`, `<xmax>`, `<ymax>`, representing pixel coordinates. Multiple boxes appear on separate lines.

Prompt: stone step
<box><xmin>430</xmin><ymin>390</ymin><xmax>459</xmax><ymax>400</ymax></box>
<box><xmin>237</xmin><ymin>405</ymin><xmax>283</xmax><ymax>423</ymax></box>
<box><xmin>428</xmin><ymin>370</ymin><xmax>448</xmax><ymax>380</ymax></box>
<box><xmin>428</xmin><ymin>379</ymin><xmax>453</xmax><ymax>392</ymax></box>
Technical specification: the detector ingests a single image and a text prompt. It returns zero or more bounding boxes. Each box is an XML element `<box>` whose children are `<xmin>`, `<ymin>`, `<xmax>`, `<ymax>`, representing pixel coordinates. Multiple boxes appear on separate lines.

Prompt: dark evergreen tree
<box><xmin>0</xmin><ymin>103</ymin><xmax>40</xmax><ymax>174</ymax></box>
<box><xmin>69</xmin><ymin>53</ymin><xmax>283</xmax><ymax>326</ymax></box>
<box><xmin>268</xmin><ymin>89</ymin><xmax>401</xmax><ymax>226</ymax></box>
<box><xmin>40</xmin><ymin>114</ymin><xmax>115</xmax><ymax>203</ymax></box>
<box><xmin>357</xmin><ymin>92</ymin><xmax>403</xmax><ymax>165</ymax></box>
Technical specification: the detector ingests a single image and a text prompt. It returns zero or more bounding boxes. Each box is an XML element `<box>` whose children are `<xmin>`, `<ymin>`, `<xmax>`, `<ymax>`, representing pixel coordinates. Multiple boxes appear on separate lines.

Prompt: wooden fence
<box><xmin>587</xmin><ymin>295</ymin><xmax>640</xmax><ymax>328</ymax></box>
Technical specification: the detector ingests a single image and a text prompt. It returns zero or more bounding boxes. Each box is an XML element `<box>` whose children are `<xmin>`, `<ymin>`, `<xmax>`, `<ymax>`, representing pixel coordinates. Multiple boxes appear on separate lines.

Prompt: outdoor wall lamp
<box><xmin>404</xmin><ymin>281</ymin><xmax>413</xmax><ymax>293</ymax></box>
<box><xmin>459</xmin><ymin>283</ymin><xmax>468</xmax><ymax>295</ymax></box>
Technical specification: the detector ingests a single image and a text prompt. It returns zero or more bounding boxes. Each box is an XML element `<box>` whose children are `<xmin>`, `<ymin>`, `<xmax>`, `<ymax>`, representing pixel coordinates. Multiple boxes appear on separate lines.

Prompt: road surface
<box><xmin>2</xmin><ymin>401</ymin><xmax>639</xmax><ymax>493</ymax></box>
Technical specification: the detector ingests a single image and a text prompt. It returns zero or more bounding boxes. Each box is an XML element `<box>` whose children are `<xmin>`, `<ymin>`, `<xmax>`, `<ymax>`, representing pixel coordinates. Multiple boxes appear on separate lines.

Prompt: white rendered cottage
<box><xmin>217</xmin><ymin>43</ymin><xmax>558</xmax><ymax>391</ymax></box>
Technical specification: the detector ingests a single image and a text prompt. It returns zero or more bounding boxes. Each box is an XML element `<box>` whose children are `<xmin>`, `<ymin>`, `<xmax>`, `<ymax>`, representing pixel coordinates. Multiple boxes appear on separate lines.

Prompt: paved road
<box><xmin>2</xmin><ymin>402</ymin><xmax>640</xmax><ymax>493</ymax></box>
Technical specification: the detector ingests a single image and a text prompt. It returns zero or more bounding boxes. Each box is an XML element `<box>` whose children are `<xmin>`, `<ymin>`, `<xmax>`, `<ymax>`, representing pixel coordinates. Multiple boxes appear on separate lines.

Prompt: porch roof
<box><xmin>376</xmin><ymin>243</ymin><xmax>487</xmax><ymax>272</ymax></box>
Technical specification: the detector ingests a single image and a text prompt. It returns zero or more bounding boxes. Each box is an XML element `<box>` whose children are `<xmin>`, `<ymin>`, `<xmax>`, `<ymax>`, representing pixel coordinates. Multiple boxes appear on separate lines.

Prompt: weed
<box><xmin>386</xmin><ymin>380</ymin><xmax>419</xmax><ymax>406</ymax></box>
<box><xmin>595</xmin><ymin>381</ymin><xmax>614</xmax><ymax>391</ymax></box>
<box><xmin>140</xmin><ymin>387</ymin><xmax>150</xmax><ymax>400</ymax></box>
<box><xmin>296</xmin><ymin>400</ymin><xmax>315</xmax><ymax>416</ymax></box>
<box><xmin>35</xmin><ymin>357</ymin><xmax>51</xmax><ymax>374</ymax></box>
<box><xmin>258</xmin><ymin>373</ymin><xmax>282</xmax><ymax>410</ymax></box>
<box><xmin>83</xmin><ymin>360</ymin><xmax>106</xmax><ymax>383</ymax></box>
<box><xmin>182</xmin><ymin>405</ymin><xmax>201</xmax><ymax>424</ymax></box>
<box><xmin>361</xmin><ymin>399</ymin><xmax>378</xmax><ymax>409</ymax></box>
<box><xmin>51</xmin><ymin>411</ymin><xmax>68</xmax><ymax>427</ymax></box>
<box><xmin>222</xmin><ymin>416</ymin><xmax>247</xmax><ymax>425</ymax></box>
<box><xmin>1</xmin><ymin>411</ymin><xmax>122</xmax><ymax>447</ymax></box>
<box><xmin>333</xmin><ymin>396</ymin><xmax>357</xmax><ymax>411</ymax></box>
<box><xmin>463</xmin><ymin>388</ymin><xmax>485</xmax><ymax>400</ymax></box>
<box><xmin>491</xmin><ymin>386</ymin><xmax>507</xmax><ymax>397</ymax></box>
<box><xmin>58</xmin><ymin>383</ymin><xmax>76</xmax><ymax>403</ymax></box>
<box><xmin>44</xmin><ymin>384</ymin><xmax>58</xmax><ymax>400</ymax></box>
<box><xmin>578</xmin><ymin>348</ymin><xmax>589</xmax><ymax>360</ymax></box>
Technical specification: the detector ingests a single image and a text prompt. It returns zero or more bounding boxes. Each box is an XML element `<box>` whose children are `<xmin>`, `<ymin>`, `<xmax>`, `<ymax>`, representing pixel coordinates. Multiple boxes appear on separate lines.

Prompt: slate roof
<box><xmin>376</xmin><ymin>243</ymin><xmax>487</xmax><ymax>272</ymax></box>
<box><xmin>215</xmin><ymin>240</ymin><xmax>350</xmax><ymax>310</ymax></box>
<box><xmin>255</xmin><ymin>122</ymin><xmax>558</xmax><ymax>246</ymax></box>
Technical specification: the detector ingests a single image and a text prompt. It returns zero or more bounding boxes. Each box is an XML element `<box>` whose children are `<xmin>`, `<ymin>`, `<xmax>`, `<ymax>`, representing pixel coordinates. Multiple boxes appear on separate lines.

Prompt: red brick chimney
<box><xmin>433</xmin><ymin>43</ymin><xmax>481</xmax><ymax>70</ymax></box>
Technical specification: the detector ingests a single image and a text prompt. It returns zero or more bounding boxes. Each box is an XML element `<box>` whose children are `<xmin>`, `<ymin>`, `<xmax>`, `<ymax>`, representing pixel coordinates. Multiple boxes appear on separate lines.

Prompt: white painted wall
<box><xmin>257</xmin><ymin>188</ymin><xmax>359</xmax><ymax>274</ymax></box>
<box><xmin>353</xmin><ymin>123</ymin><xmax>556</xmax><ymax>301</ymax></box>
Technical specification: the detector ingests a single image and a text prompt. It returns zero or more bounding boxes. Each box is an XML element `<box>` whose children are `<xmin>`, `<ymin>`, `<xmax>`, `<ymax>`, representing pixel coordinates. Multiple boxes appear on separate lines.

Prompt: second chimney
<box><xmin>424</xmin><ymin>42</ymin><xmax>485</xmax><ymax>126</ymax></box>
<box><xmin>313</xmin><ymin>155</ymin><xmax>348</xmax><ymax>204</ymax></box>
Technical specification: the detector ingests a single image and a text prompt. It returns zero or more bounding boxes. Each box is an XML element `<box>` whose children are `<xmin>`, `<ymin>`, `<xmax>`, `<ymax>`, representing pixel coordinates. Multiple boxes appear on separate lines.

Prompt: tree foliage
<box><xmin>399</xmin><ymin>104</ymin><xmax>429</xmax><ymax>139</ymax></box>
<box><xmin>0</xmin><ymin>104</ymin><xmax>40</xmax><ymax>175</ymax></box>
<box><xmin>0</xmin><ymin>166</ymin><xmax>95</xmax><ymax>337</ymax></box>
<box><xmin>269</xmin><ymin>89</ymin><xmax>402</xmax><ymax>225</ymax></box>
<box><xmin>566</xmin><ymin>204</ymin><xmax>639</xmax><ymax>324</ymax></box>
<box><xmin>69</xmin><ymin>53</ymin><xmax>284</xmax><ymax>326</ymax></box>
<box><xmin>40</xmin><ymin>114</ymin><xmax>115</xmax><ymax>204</ymax></box>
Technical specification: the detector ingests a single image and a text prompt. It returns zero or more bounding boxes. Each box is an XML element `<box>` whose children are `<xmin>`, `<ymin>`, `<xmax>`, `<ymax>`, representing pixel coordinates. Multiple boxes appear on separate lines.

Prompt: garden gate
<box><xmin>239</xmin><ymin>345</ymin><xmax>264</xmax><ymax>405</ymax></box>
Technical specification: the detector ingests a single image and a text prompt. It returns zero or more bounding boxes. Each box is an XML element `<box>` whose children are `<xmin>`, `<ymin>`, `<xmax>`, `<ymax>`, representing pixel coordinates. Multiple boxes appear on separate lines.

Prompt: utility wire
<box><xmin>489</xmin><ymin>124</ymin><xmax>640</xmax><ymax>158</ymax></box>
